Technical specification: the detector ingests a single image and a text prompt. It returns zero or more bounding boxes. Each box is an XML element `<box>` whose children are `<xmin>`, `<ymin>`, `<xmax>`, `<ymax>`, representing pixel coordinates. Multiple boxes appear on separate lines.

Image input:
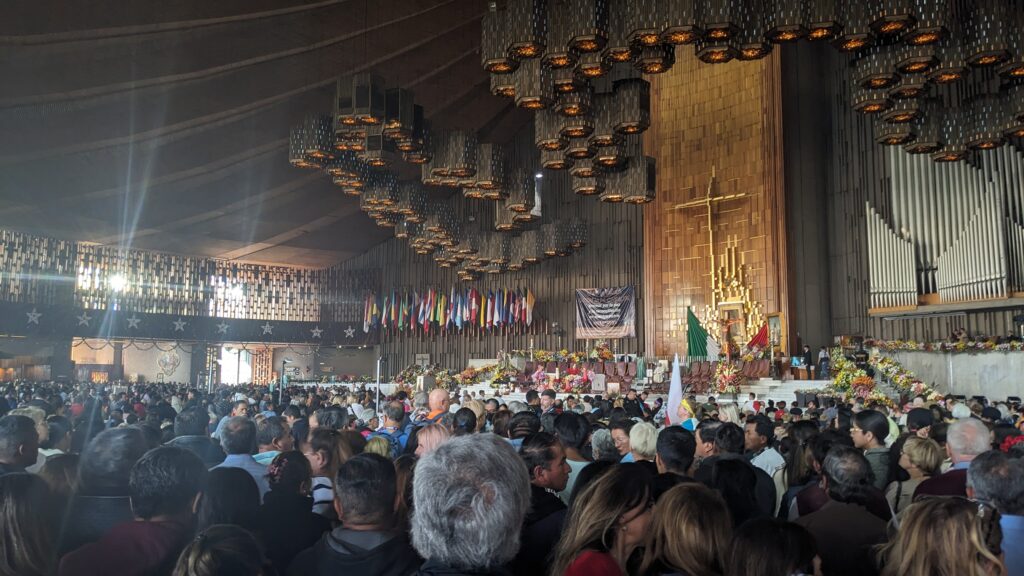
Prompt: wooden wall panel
<box><xmin>643</xmin><ymin>49</ymin><xmax>789</xmax><ymax>357</ymax></box>
<box><xmin>337</xmin><ymin>125</ymin><xmax>645</xmax><ymax>376</ymax></box>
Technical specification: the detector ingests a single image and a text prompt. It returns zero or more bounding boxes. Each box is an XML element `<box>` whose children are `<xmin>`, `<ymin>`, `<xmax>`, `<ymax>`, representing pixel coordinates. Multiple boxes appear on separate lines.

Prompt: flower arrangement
<box><xmin>509</xmin><ymin>349</ymin><xmax>588</xmax><ymax>363</ymax></box>
<box><xmin>864</xmin><ymin>338</ymin><xmax>1023</xmax><ymax>354</ymax></box>
<box><xmin>590</xmin><ymin>340</ymin><xmax>615</xmax><ymax>361</ymax></box>
<box><xmin>851</xmin><ymin>375</ymin><xmax>876</xmax><ymax>399</ymax></box>
<box><xmin>713</xmin><ymin>362</ymin><xmax>745</xmax><ymax>395</ymax></box>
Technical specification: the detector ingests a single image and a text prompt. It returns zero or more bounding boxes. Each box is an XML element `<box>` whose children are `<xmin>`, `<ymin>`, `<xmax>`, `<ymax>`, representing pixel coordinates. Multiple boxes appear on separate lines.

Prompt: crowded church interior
<box><xmin>2</xmin><ymin>0</ymin><xmax>1024</xmax><ymax>574</ymax></box>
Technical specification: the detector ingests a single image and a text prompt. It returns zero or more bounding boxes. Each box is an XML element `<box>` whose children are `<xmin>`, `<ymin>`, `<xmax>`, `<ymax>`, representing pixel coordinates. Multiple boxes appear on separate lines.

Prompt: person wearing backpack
<box><xmin>370</xmin><ymin>402</ymin><xmax>409</xmax><ymax>459</ymax></box>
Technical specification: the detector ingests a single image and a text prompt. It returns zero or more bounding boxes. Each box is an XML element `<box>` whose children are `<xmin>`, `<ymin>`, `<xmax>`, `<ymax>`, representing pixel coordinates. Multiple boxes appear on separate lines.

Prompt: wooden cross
<box><xmin>674</xmin><ymin>166</ymin><xmax>747</xmax><ymax>293</ymax></box>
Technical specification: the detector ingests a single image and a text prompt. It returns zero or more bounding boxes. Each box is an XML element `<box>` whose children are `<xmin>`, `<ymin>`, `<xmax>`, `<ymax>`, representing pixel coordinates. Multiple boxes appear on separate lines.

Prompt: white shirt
<box><xmin>750</xmin><ymin>446</ymin><xmax>786</xmax><ymax>477</ymax></box>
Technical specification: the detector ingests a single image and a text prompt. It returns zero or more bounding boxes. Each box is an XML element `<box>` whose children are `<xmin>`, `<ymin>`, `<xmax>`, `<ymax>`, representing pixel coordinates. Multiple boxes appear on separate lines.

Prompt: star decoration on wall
<box><xmin>127</xmin><ymin>315</ymin><xmax>141</xmax><ymax>329</ymax></box>
<box><xmin>261</xmin><ymin>322</ymin><xmax>274</xmax><ymax>335</ymax></box>
<box><xmin>172</xmin><ymin>318</ymin><xmax>187</xmax><ymax>332</ymax></box>
<box><xmin>344</xmin><ymin>326</ymin><xmax>356</xmax><ymax>338</ymax></box>
<box><xmin>216</xmin><ymin>322</ymin><xmax>230</xmax><ymax>334</ymax></box>
<box><xmin>26</xmin><ymin>308</ymin><xmax>42</xmax><ymax>325</ymax></box>
<box><xmin>76</xmin><ymin>312</ymin><xmax>92</xmax><ymax>326</ymax></box>
<box><xmin>310</xmin><ymin>326</ymin><xmax>323</xmax><ymax>338</ymax></box>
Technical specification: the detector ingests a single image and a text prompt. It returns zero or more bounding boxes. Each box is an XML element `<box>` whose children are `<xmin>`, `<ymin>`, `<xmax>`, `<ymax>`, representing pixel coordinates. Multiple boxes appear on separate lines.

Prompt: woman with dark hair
<box><xmin>851</xmin><ymin>409</ymin><xmax>891</xmax><ymax>490</ymax></box>
<box><xmin>609</xmin><ymin>420</ymin><xmax>635</xmax><ymax>462</ymax></box>
<box><xmin>393</xmin><ymin>454</ymin><xmax>417</xmax><ymax>533</ymax></box>
<box><xmin>304</xmin><ymin>428</ymin><xmax>352</xmax><ymax>520</ymax></box>
<box><xmin>196</xmin><ymin>468</ymin><xmax>259</xmax><ymax>533</ymax></box>
<box><xmin>492</xmin><ymin>411</ymin><xmax>512</xmax><ymax>438</ymax></box>
<box><xmin>38</xmin><ymin>453</ymin><xmax>80</xmax><ymax>502</ymax></box>
<box><xmin>0</xmin><ymin>473</ymin><xmax>58</xmax><ymax>576</ymax></box>
<box><xmin>452</xmin><ymin>407</ymin><xmax>477</xmax><ymax>436</ymax></box>
<box><xmin>705</xmin><ymin>458</ymin><xmax>762</xmax><ymax>527</ymax></box>
<box><xmin>569</xmin><ymin>460</ymin><xmax>616</xmax><ymax>506</ymax></box>
<box><xmin>257</xmin><ymin>451</ymin><xmax>330</xmax><ymax>573</ymax></box>
<box><xmin>173</xmin><ymin>524</ymin><xmax>273</xmax><ymax>576</ymax></box>
<box><xmin>551</xmin><ymin>463</ymin><xmax>655</xmax><ymax>576</ymax></box>
<box><xmin>725</xmin><ymin>517</ymin><xmax>820</xmax><ymax>576</ymax></box>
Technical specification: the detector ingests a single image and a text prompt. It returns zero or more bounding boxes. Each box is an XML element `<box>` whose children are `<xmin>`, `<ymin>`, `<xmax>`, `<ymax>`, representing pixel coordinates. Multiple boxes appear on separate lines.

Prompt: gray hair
<box><xmin>413</xmin><ymin>392</ymin><xmax>429</xmax><ymax>410</ymax></box>
<box><xmin>628</xmin><ymin>421</ymin><xmax>658</xmax><ymax>459</ymax></box>
<box><xmin>507</xmin><ymin>400</ymin><xmax>530</xmax><ymax>415</ymax></box>
<box><xmin>411</xmin><ymin>433</ymin><xmax>530</xmax><ymax>570</ymax></box>
<box><xmin>822</xmin><ymin>445</ymin><xmax>874</xmax><ymax>505</ymax></box>
<box><xmin>968</xmin><ymin>450</ymin><xmax>1024</xmax><ymax>516</ymax></box>
<box><xmin>947</xmin><ymin>418</ymin><xmax>990</xmax><ymax>459</ymax></box>
<box><xmin>591</xmin><ymin>428</ymin><xmax>618</xmax><ymax>462</ymax></box>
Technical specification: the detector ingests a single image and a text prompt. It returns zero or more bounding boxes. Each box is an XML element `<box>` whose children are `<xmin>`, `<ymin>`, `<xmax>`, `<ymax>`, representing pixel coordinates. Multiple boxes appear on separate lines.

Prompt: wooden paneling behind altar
<box><xmin>642</xmin><ymin>49</ymin><xmax>790</xmax><ymax>358</ymax></box>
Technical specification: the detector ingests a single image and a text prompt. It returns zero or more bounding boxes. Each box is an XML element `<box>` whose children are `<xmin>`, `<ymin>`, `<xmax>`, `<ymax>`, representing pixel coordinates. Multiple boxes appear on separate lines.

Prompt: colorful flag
<box><xmin>686</xmin><ymin>307</ymin><xmax>720</xmax><ymax>360</ymax></box>
<box><xmin>747</xmin><ymin>323</ymin><xmax>769</xmax><ymax>349</ymax></box>
<box><xmin>525</xmin><ymin>288</ymin><xmax>535</xmax><ymax>326</ymax></box>
<box><xmin>363</xmin><ymin>293</ymin><xmax>372</xmax><ymax>333</ymax></box>
<box><xmin>486</xmin><ymin>290</ymin><xmax>494</xmax><ymax>329</ymax></box>
<box><xmin>469</xmin><ymin>289</ymin><xmax>479</xmax><ymax>324</ymax></box>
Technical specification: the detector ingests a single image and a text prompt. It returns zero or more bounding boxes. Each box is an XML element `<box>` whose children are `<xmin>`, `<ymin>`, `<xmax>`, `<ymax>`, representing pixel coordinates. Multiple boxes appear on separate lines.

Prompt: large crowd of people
<box><xmin>0</xmin><ymin>379</ymin><xmax>1021</xmax><ymax>575</ymax></box>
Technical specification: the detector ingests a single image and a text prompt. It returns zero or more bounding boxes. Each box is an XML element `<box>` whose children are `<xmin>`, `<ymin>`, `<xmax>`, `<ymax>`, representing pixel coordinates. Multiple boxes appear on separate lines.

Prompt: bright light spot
<box><xmin>108</xmin><ymin>274</ymin><xmax>128</xmax><ymax>292</ymax></box>
<box><xmin>535</xmin><ymin>172</ymin><xmax>543</xmax><ymax>178</ymax></box>
<box><xmin>229</xmin><ymin>285</ymin><xmax>245</xmax><ymax>300</ymax></box>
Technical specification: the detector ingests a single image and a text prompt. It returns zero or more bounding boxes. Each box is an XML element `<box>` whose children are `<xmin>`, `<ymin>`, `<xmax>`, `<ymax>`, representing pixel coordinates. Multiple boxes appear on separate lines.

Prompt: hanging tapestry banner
<box><xmin>575</xmin><ymin>286</ymin><xmax>636</xmax><ymax>339</ymax></box>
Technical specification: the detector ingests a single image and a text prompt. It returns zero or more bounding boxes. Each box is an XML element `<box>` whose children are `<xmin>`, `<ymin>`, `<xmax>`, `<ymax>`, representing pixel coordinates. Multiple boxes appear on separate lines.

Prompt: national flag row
<box><xmin>363</xmin><ymin>287</ymin><xmax>536</xmax><ymax>333</ymax></box>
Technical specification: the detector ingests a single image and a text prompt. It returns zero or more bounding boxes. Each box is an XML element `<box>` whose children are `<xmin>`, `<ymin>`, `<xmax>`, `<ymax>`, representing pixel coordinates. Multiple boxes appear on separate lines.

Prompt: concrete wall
<box><xmin>881</xmin><ymin>351</ymin><xmax>1024</xmax><ymax>400</ymax></box>
<box><xmin>316</xmin><ymin>347</ymin><xmax>379</xmax><ymax>379</ymax></box>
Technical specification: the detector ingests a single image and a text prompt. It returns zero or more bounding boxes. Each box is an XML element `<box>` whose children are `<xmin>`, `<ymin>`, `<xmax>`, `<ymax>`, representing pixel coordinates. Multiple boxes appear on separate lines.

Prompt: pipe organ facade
<box><xmin>866</xmin><ymin>146</ymin><xmax>1024</xmax><ymax>309</ymax></box>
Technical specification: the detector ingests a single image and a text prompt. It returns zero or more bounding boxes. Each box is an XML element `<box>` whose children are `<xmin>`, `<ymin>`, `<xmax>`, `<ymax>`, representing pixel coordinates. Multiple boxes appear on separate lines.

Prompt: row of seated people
<box><xmin>684</xmin><ymin>359</ymin><xmax>771</xmax><ymax>393</ymax></box>
<box><xmin>515</xmin><ymin>360</ymin><xmax>639</xmax><ymax>389</ymax></box>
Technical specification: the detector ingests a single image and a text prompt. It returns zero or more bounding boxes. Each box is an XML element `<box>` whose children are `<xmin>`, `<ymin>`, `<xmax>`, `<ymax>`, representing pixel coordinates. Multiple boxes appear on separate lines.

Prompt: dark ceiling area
<box><xmin>0</xmin><ymin>0</ymin><xmax>530</xmax><ymax>268</ymax></box>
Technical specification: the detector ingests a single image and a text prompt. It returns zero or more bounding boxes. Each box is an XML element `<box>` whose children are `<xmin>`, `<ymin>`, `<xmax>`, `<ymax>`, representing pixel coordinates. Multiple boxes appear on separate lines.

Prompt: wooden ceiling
<box><xmin>0</xmin><ymin>0</ymin><xmax>529</xmax><ymax>268</ymax></box>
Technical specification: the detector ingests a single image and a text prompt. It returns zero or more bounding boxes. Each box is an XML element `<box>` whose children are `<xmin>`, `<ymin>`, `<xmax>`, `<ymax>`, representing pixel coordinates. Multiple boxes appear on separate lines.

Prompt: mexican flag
<box><xmin>686</xmin><ymin>307</ymin><xmax>720</xmax><ymax>360</ymax></box>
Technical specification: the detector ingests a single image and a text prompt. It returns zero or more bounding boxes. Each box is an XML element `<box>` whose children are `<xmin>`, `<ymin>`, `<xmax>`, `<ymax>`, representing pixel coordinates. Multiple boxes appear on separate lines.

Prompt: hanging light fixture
<box><xmin>448</xmin><ymin>131</ymin><xmax>479</xmax><ymax>178</ymax></box>
<box><xmin>506</xmin><ymin>168</ymin><xmax>536</xmax><ymax>213</ymax></box>
<box><xmin>395</xmin><ymin>105</ymin><xmax>424</xmax><ymax>152</ymax></box>
<box><xmin>896</xmin><ymin>45</ymin><xmax>938</xmax><ymax>74</ymax></box>
<box><xmin>695</xmin><ymin>37</ymin><xmax>736</xmax><ymax>64</ymax></box>
<box><xmin>383</xmin><ymin>88</ymin><xmax>416</xmax><ymax>140</ymax></box>
<box><xmin>621</xmin><ymin>156</ymin><xmax>657</xmax><ymax>204</ymax></box>
<box><xmin>833</xmin><ymin>0</ymin><xmax>873</xmax><ymax>52</ymax></box>
<box><xmin>577</xmin><ymin>51</ymin><xmax>611</xmax><ymax>78</ymax></box>
<box><xmin>568</xmin><ymin>217</ymin><xmax>589</xmax><ymax>248</ymax></box>
<box><xmin>697</xmin><ymin>0</ymin><xmax>738</xmax><ymax>42</ymax></box>
<box><xmin>536</xmin><ymin>107</ymin><xmax>568</xmax><ymax>150</ymax></box>
<box><xmin>613</xmin><ymin>79</ymin><xmax>651</xmax><ymax>135</ymax></box>
<box><xmin>560</xmin><ymin>111</ymin><xmax>595</xmax><ymax>139</ymax></box>
<box><xmin>454</xmin><ymin>231</ymin><xmax>481</xmax><ymax>255</ymax></box>
<box><xmin>735</xmin><ymin>0</ymin><xmax>771</xmax><ymax>61</ymax></box>
<box><xmin>593</xmin><ymin>141</ymin><xmax>626</xmax><ymax>168</ymax></box>
<box><xmin>603</xmin><ymin>0</ymin><xmax>636</xmax><ymax>63</ymax></box>
<box><xmin>352</xmin><ymin>73</ymin><xmax>387</xmax><ymax>125</ymax></box>
<box><xmin>482</xmin><ymin>3</ymin><xmax>518</xmax><ymax>73</ymax></box>
<box><xmin>335</xmin><ymin>76</ymin><xmax>357</xmax><ymax>128</ymax></box>
<box><xmin>542</xmin><ymin>148</ymin><xmax>575</xmax><ymax>169</ymax></box>
<box><xmin>427</xmin><ymin>130</ymin><xmax>452</xmax><ymax>179</ymax></box>
<box><xmin>626</xmin><ymin>0</ymin><xmax>662</xmax><ymax>47</ymax></box>
<box><xmin>475</xmin><ymin>143</ymin><xmax>505</xmax><ymax>191</ymax></box>
<box><xmin>288</xmin><ymin>114</ymin><xmax>334</xmax><ymax>169</ymax></box>
<box><xmin>395</xmin><ymin>219</ymin><xmax>423</xmax><ymax>240</ymax></box>
<box><xmin>514</xmin><ymin>58</ymin><xmax>554</xmax><ymax>109</ymax></box>
<box><xmin>662</xmin><ymin>0</ymin><xmax>702</xmax><ymax>45</ymax></box>
<box><xmin>375</xmin><ymin>213</ymin><xmax>403</xmax><ymax>228</ymax></box>
<box><xmin>635</xmin><ymin>44</ymin><xmax>676</xmax><ymax>73</ymax></box>
<box><xmin>887</xmin><ymin>75</ymin><xmax>929</xmax><ymax>100</ymax></box>
<box><xmin>966</xmin><ymin>0</ymin><xmax>1010</xmax><ymax>67</ymax></box>
<box><xmin>882</xmin><ymin>100</ymin><xmax>922</xmax><ymax>124</ymax></box>
<box><xmin>904</xmin><ymin>100</ymin><xmax>943</xmax><ymax>154</ymax></box>
<box><xmin>396</xmin><ymin>182</ymin><xmax>427</xmax><ymax>221</ymax></box>
<box><xmin>928</xmin><ymin>35</ymin><xmax>967</xmax><ymax>83</ymax></box>
<box><xmin>869</xmin><ymin>0</ymin><xmax>915</xmax><ymax>37</ymax></box>
<box><xmin>325</xmin><ymin>153</ymin><xmax>361</xmax><ymax>179</ymax></box>
<box><xmin>491</xmin><ymin>73</ymin><xmax>516</xmax><ymax>98</ymax></box>
<box><xmin>552</xmin><ymin>66</ymin><xmax>586</xmax><ymax>94</ymax></box>
<box><xmin>545</xmin><ymin>0</ymin><xmax>578</xmax><ymax>69</ymax></box>
<box><xmin>358</xmin><ymin>124</ymin><xmax>397</xmax><ymax>168</ymax></box>
<box><xmin>856</xmin><ymin>47</ymin><xmax>900</xmax><ymax>90</ymax></box>
<box><xmin>875</xmin><ymin>122</ymin><xmax>917</xmax><ymax>146</ymax></box>
<box><xmin>852</xmin><ymin>88</ymin><xmax>892</xmax><ymax>114</ymax></box>
<box><xmin>508</xmin><ymin>0</ymin><xmax>548</xmax><ymax>58</ymax></box>
<box><xmin>522</xmin><ymin>229</ymin><xmax>545</xmax><ymax>263</ymax></box>
<box><xmin>903</xmin><ymin>0</ymin><xmax>946</xmax><ymax>45</ymax></box>
<box><xmin>541</xmin><ymin>222</ymin><xmax>561</xmax><ymax>256</ymax></box>
<box><xmin>931</xmin><ymin>106</ymin><xmax>968</xmax><ymax>162</ymax></box>
<box><xmin>1004</xmin><ymin>84</ymin><xmax>1024</xmax><ymax>137</ymax></box>
<box><xmin>572</xmin><ymin>173</ymin><xmax>605</xmax><ymax>195</ymax></box>
<box><xmin>998</xmin><ymin>9</ymin><xmax>1024</xmax><ymax>78</ymax></box>
<box><xmin>568</xmin><ymin>0</ymin><xmax>609</xmax><ymax>53</ymax></box>
<box><xmin>589</xmin><ymin>93</ymin><xmax>623</xmax><ymax>147</ymax></box>
<box><xmin>803</xmin><ymin>0</ymin><xmax>842</xmax><ymax>41</ymax></box>
<box><xmin>767</xmin><ymin>0</ymin><xmax>806</xmax><ymax>42</ymax></box>
<box><xmin>965</xmin><ymin>93</ymin><xmax>1005</xmax><ymax>150</ymax></box>
<box><xmin>555</xmin><ymin>86</ymin><xmax>593</xmax><ymax>116</ymax></box>
<box><xmin>570</xmin><ymin>158</ymin><xmax>597</xmax><ymax>179</ymax></box>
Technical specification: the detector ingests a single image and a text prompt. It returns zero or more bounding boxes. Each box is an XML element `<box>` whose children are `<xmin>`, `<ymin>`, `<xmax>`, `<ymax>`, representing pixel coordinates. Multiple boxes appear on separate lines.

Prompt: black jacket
<box><xmin>510</xmin><ymin>485</ymin><xmax>567</xmax><ymax>575</ymax></box>
<box><xmin>165</xmin><ymin>435</ymin><xmax>226</xmax><ymax>468</ymax></box>
<box><xmin>695</xmin><ymin>452</ymin><xmax>777</xmax><ymax>517</ymax></box>
<box><xmin>288</xmin><ymin>527</ymin><xmax>421</xmax><ymax>576</ymax></box>
<box><xmin>258</xmin><ymin>491</ymin><xmax>331</xmax><ymax>574</ymax></box>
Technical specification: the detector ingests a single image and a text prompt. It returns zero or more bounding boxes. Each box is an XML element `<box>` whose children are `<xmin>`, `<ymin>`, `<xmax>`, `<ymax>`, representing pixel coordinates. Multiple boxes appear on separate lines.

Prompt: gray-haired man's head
<box><xmin>968</xmin><ymin>450</ymin><xmax>1024</xmax><ymax>516</ymax></box>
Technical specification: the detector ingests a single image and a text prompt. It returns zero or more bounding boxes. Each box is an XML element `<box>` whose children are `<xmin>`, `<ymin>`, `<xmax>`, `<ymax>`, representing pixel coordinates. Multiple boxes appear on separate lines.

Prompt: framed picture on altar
<box><xmin>768</xmin><ymin>313</ymin><xmax>786</xmax><ymax>355</ymax></box>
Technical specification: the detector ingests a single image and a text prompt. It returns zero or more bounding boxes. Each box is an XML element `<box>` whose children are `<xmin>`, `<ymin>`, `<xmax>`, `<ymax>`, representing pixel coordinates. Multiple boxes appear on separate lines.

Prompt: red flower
<box><xmin>1000</xmin><ymin>435</ymin><xmax>1024</xmax><ymax>453</ymax></box>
